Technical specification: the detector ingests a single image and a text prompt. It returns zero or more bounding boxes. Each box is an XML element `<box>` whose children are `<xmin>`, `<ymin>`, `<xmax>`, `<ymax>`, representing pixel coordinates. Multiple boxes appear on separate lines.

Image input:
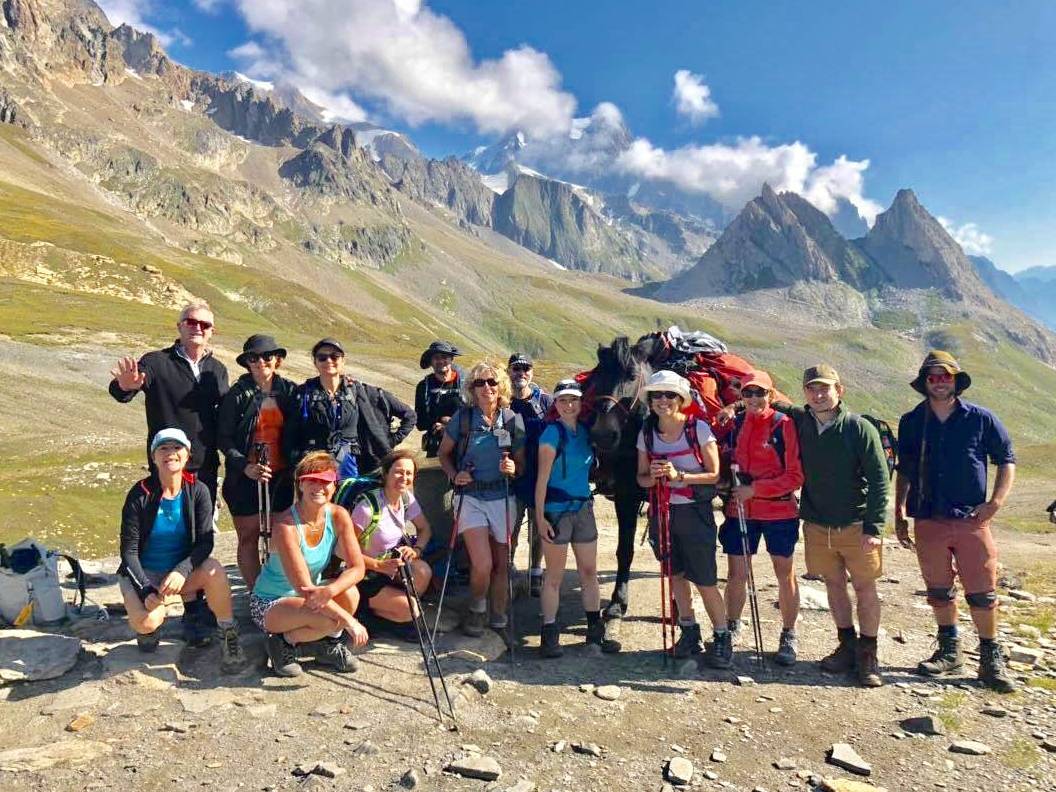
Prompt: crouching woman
<box><xmin>251</xmin><ymin>451</ymin><xmax>369</xmax><ymax>677</ymax></box>
<box><xmin>118</xmin><ymin>427</ymin><xmax>246</xmax><ymax>673</ymax></box>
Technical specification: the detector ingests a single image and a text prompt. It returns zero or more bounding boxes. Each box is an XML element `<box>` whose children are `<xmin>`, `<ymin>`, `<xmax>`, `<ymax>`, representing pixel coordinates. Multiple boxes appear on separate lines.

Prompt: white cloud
<box><xmin>672</xmin><ymin>70</ymin><xmax>719</xmax><ymax>124</ymax></box>
<box><xmin>228</xmin><ymin>0</ymin><xmax>576</xmax><ymax>136</ymax></box>
<box><xmin>938</xmin><ymin>216</ymin><xmax>994</xmax><ymax>256</ymax></box>
<box><xmin>227</xmin><ymin>41</ymin><xmax>281</xmax><ymax>79</ymax></box>
<box><xmin>617</xmin><ymin>136</ymin><xmax>879</xmax><ymax>224</ymax></box>
<box><xmin>98</xmin><ymin>0</ymin><xmax>191</xmax><ymax>48</ymax></box>
<box><xmin>193</xmin><ymin>0</ymin><xmax>225</xmax><ymax>12</ymax></box>
<box><xmin>298</xmin><ymin>86</ymin><xmax>369</xmax><ymax>124</ymax></box>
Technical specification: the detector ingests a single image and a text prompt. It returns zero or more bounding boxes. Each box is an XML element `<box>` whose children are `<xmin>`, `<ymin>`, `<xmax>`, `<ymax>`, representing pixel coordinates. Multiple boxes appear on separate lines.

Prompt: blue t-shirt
<box><xmin>896</xmin><ymin>399</ymin><xmax>1015</xmax><ymax>519</ymax></box>
<box><xmin>446</xmin><ymin>406</ymin><xmax>525</xmax><ymax>501</ymax></box>
<box><xmin>140</xmin><ymin>494</ymin><xmax>190</xmax><ymax>573</ymax></box>
<box><xmin>539</xmin><ymin>421</ymin><xmax>594</xmax><ymax>515</ymax></box>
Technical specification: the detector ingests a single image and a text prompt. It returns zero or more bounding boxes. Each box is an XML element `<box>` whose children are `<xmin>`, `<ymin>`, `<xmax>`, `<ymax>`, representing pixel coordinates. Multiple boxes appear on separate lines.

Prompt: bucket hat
<box><xmin>910</xmin><ymin>350</ymin><xmax>971</xmax><ymax>394</ymax></box>
<box><xmin>643</xmin><ymin>370</ymin><xmax>692</xmax><ymax>404</ymax></box>
<box><xmin>236</xmin><ymin>334</ymin><xmax>287</xmax><ymax>368</ymax></box>
<box><xmin>419</xmin><ymin>340</ymin><xmax>461</xmax><ymax>369</ymax></box>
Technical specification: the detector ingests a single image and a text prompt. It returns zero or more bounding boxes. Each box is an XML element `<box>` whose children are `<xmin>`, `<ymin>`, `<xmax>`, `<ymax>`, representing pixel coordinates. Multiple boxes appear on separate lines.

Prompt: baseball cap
<box><xmin>803</xmin><ymin>364</ymin><xmax>840</xmax><ymax>387</ymax></box>
<box><xmin>553</xmin><ymin>378</ymin><xmax>583</xmax><ymax>398</ymax></box>
<box><xmin>150</xmin><ymin>427</ymin><xmax>191</xmax><ymax>453</ymax></box>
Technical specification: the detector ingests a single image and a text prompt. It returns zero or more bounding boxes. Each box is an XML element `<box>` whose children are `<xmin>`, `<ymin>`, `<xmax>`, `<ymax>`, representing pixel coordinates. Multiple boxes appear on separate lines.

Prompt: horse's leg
<box><xmin>604</xmin><ymin>489</ymin><xmax>640</xmax><ymax>618</ymax></box>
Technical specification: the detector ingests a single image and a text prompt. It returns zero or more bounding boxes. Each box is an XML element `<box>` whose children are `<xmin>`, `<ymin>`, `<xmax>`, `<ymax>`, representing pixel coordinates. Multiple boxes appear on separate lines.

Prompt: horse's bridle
<box><xmin>591</xmin><ymin>370</ymin><xmax>646</xmax><ymax>418</ymax></box>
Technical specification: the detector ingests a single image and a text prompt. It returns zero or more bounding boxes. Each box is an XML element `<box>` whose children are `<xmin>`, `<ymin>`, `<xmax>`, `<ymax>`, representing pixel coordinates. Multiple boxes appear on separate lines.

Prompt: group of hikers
<box><xmin>109</xmin><ymin>301</ymin><xmax>1019</xmax><ymax>694</ymax></box>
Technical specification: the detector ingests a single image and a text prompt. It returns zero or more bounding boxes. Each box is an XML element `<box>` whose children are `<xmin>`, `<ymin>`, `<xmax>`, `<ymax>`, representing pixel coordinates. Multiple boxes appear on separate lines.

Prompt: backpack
<box><xmin>333</xmin><ymin>474</ymin><xmax>382</xmax><ymax>512</ymax></box>
<box><xmin>642</xmin><ymin>413</ymin><xmax>708</xmax><ymax>469</ymax></box>
<box><xmin>727</xmin><ymin>410</ymin><xmax>787</xmax><ymax>472</ymax></box>
<box><xmin>0</xmin><ymin>539</ymin><xmax>85</xmax><ymax>626</ymax></box>
<box><xmin>455</xmin><ymin>406</ymin><xmax>518</xmax><ymax>470</ymax></box>
<box><xmin>844</xmin><ymin>413</ymin><xmax>898</xmax><ymax>479</ymax></box>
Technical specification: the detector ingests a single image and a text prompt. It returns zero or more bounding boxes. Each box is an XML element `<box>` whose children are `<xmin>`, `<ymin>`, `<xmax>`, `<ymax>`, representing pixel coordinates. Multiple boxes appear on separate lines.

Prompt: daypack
<box><xmin>844</xmin><ymin>413</ymin><xmax>898</xmax><ymax>479</ymax></box>
<box><xmin>454</xmin><ymin>406</ymin><xmax>518</xmax><ymax>470</ymax></box>
<box><xmin>333</xmin><ymin>474</ymin><xmax>382</xmax><ymax>513</ymax></box>
<box><xmin>345</xmin><ymin>487</ymin><xmax>414</xmax><ymax>551</ymax></box>
<box><xmin>0</xmin><ymin>539</ymin><xmax>85</xmax><ymax>626</ymax></box>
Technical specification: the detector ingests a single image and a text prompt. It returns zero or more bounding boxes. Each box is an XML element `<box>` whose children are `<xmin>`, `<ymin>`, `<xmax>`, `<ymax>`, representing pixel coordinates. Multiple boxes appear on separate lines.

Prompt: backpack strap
<box><xmin>455</xmin><ymin>406</ymin><xmax>472</xmax><ymax>469</ymax></box>
<box><xmin>554</xmin><ymin>421</ymin><xmax>569</xmax><ymax>480</ymax></box>
<box><xmin>354</xmin><ymin>488</ymin><xmax>383</xmax><ymax>551</ymax></box>
<box><xmin>59</xmin><ymin>554</ymin><xmax>86</xmax><ymax>612</ymax></box>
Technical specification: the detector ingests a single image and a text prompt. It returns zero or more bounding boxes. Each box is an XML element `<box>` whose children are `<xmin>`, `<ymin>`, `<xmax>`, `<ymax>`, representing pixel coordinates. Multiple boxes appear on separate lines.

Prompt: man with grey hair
<box><xmin>109</xmin><ymin>301</ymin><xmax>229</xmax><ymax>506</ymax></box>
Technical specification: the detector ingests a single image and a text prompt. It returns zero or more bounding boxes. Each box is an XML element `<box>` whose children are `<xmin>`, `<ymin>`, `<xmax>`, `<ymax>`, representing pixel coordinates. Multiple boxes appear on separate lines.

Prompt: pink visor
<box><xmin>298</xmin><ymin>469</ymin><xmax>338</xmax><ymax>483</ymax></box>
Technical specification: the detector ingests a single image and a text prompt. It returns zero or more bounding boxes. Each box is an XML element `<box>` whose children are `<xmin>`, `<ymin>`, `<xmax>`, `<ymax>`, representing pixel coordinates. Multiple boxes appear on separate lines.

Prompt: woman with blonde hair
<box><xmin>251</xmin><ymin>451</ymin><xmax>368</xmax><ymax>677</ymax></box>
<box><xmin>438</xmin><ymin>360</ymin><xmax>526</xmax><ymax>637</ymax></box>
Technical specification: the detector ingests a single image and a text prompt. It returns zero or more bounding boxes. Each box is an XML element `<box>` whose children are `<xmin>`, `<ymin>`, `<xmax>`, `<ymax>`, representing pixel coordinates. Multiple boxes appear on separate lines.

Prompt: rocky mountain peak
<box><xmin>110</xmin><ymin>23</ymin><xmax>169</xmax><ymax>76</ymax></box>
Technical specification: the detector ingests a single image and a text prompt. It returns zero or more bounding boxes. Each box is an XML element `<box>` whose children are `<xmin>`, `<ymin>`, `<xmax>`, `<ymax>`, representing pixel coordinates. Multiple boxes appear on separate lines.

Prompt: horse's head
<box><xmin>587</xmin><ymin>336</ymin><xmax>650</xmax><ymax>455</ymax></box>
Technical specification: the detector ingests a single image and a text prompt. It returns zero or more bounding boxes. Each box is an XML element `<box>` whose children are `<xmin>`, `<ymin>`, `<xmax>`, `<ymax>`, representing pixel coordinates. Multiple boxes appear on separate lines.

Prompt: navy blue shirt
<box><xmin>896</xmin><ymin>399</ymin><xmax>1015</xmax><ymax>519</ymax></box>
<box><xmin>510</xmin><ymin>385</ymin><xmax>554</xmax><ymax>500</ymax></box>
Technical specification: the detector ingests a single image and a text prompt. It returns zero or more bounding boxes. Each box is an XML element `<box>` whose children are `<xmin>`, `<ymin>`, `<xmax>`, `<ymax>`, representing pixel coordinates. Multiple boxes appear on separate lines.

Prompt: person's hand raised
<box><xmin>111</xmin><ymin>357</ymin><xmax>146</xmax><ymax>392</ymax></box>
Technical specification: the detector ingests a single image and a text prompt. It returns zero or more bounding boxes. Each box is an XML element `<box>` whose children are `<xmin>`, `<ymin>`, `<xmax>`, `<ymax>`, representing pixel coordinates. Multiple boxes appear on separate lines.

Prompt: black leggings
<box><xmin>614</xmin><ymin>493</ymin><xmax>642</xmax><ymax>587</ymax></box>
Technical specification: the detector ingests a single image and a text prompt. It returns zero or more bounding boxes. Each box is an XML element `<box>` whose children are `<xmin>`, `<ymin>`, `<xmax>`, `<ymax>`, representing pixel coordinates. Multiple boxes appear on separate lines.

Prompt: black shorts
<box><xmin>357</xmin><ymin>571</ymin><xmax>405</xmax><ymax>604</ymax></box>
<box><xmin>652</xmin><ymin>501</ymin><xmax>719</xmax><ymax>587</ymax></box>
<box><xmin>221</xmin><ymin>468</ymin><xmax>294</xmax><ymax>518</ymax></box>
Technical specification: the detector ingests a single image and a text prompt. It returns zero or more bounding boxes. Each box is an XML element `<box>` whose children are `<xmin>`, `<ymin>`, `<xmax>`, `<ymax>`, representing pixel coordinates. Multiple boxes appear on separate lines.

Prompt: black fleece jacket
<box><xmin>117</xmin><ymin>475</ymin><xmax>214</xmax><ymax>601</ymax></box>
<box><xmin>108</xmin><ymin>343</ymin><xmax>229</xmax><ymax>471</ymax></box>
<box><xmin>217</xmin><ymin>373</ymin><xmax>298</xmax><ymax>477</ymax></box>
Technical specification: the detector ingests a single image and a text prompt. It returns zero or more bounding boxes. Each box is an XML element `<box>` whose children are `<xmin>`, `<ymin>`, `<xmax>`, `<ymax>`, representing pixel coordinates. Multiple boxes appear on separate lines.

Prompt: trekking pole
<box><xmin>431</xmin><ymin>463</ymin><xmax>471</xmax><ymax>644</ymax></box>
<box><xmin>731</xmin><ymin>464</ymin><xmax>766</xmax><ymax>668</ymax></box>
<box><xmin>397</xmin><ymin>553</ymin><xmax>457</xmax><ymax>727</ymax></box>
<box><xmin>501</xmin><ymin>450</ymin><xmax>516</xmax><ymax>664</ymax></box>
<box><xmin>255</xmin><ymin>443</ymin><xmax>272</xmax><ymax>565</ymax></box>
<box><xmin>654</xmin><ymin>476</ymin><xmax>675</xmax><ymax>663</ymax></box>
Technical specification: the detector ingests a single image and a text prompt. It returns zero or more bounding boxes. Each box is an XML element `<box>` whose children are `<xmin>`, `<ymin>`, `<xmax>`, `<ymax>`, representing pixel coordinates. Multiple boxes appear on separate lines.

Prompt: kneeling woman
<box><xmin>252</xmin><ymin>451</ymin><xmax>368</xmax><ymax>677</ymax></box>
<box><xmin>635</xmin><ymin>371</ymin><xmax>728</xmax><ymax>668</ymax></box>
<box><xmin>535</xmin><ymin>379</ymin><xmax>617</xmax><ymax>657</ymax></box>
<box><xmin>351</xmin><ymin>450</ymin><xmax>433</xmax><ymax>639</ymax></box>
<box><xmin>118</xmin><ymin>428</ymin><xmax>246</xmax><ymax>673</ymax></box>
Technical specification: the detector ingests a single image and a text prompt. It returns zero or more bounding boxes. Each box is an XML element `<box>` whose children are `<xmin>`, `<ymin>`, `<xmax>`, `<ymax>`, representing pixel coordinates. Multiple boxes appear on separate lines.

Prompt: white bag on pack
<box><xmin>0</xmin><ymin>538</ymin><xmax>67</xmax><ymax>625</ymax></box>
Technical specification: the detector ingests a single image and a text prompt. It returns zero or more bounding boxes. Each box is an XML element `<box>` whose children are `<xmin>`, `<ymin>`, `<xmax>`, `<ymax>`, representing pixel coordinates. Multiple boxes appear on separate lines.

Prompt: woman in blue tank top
<box><xmin>251</xmin><ymin>451</ymin><xmax>367</xmax><ymax>677</ymax></box>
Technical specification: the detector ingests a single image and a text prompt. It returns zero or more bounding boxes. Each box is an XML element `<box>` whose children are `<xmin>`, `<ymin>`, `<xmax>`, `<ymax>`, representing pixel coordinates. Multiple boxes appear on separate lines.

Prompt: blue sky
<box><xmin>105</xmin><ymin>0</ymin><xmax>1056</xmax><ymax>272</ymax></box>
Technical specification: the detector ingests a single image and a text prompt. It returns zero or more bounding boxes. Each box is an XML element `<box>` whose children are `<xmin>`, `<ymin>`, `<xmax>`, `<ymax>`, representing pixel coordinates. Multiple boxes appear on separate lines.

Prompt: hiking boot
<box><xmin>855</xmin><ymin>641</ymin><xmax>883</xmax><ymax>688</ymax></box>
<box><xmin>603</xmin><ymin>582</ymin><xmax>629</xmax><ymax>620</ymax></box>
<box><xmin>917</xmin><ymin>634</ymin><xmax>963</xmax><ymax>676</ymax></box>
<box><xmin>704</xmin><ymin>630</ymin><xmax>733</xmax><ymax>669</ymax></box>
<box><xmin>727</xmin><ymin>619</ymin><xmax>742</xmax><ymax>644</ymax></box>
<box><xmin>774</xmin><ymin>629</ymin><xmax>798</xmax><ymax>666</ymax></box>
<box><xmin>462</xmin><ymin>609</ymin><xmax>487</xmax><ymax>637</ymax></box>
<box><xmin>601</xmin><ymin>617</ymin><xmax>623</xmax><ymax>653</ymax></box>
<box><xmin>820</xmin><ymin>636</ymin><xmax>858</xmax><ymax>674</ymax></box>
<box><xmin>489</xmin><ymin>611</ymin><xmax>509</xmax><ymax>631</ymax></box>
<box><xmin>978</xmin><ymin>641</ymin><xmax>1015</xmax><ymax>693</ymax></box>
<box><xmin>540</xmin><ymin>622</ymin><xmax>563</xmax><ymax>659</ymax></box>
<box><xmin>315</xmin><ymin>635</ymin><xmax>359</xmax><ymax>673</ymax></box>
<box><xmin>266</xmin><ymin>633</ymin><xmax>302</xmax><ymax>677</ymax></box>
<box><xmin>136</xmin><ymin>629</ymin><xmax>160</xmax><ymax>653</ymax></box>
<box><xmin>181</xmin><ymin>598</ymin><xmax>214</xmax><ymax>648</ymax></box>
<box><xmin>529</xmin><ymin>571</ymin><xmax>543</xmax><ymax>598</ymax></box>
<box><xmin>672</xmin><ymin>623</ymin><xmax>704</xmax><ymax>659</ymax></box>
<box><xmin>218</xmin><ymin>624</ymin><xmax>247</xmax><ymax>674</ymax></box>
<box><xmin>585</xmin><ymin>619</ymin><xmax>604</xmax><ymax>648</ymax></box>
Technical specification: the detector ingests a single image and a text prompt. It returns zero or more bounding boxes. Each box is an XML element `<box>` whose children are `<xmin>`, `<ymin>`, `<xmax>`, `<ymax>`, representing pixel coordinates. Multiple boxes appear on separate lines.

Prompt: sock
<box><xmin>713</xmin><ymin>627</ymin><xmax>729</xmax><ymax>637</ymax></box>
<box><xmin>585</xmin><ymin>610</ymin><xmax>601</xmax><ymax>626</ymax></box>
<box><xmin>530</xmin><ymin>567</ymin><xmax>543</xmax><ymax>577</ymax></box>
<box><xmin>329</xmin><ymin>629</ymin><xmax>343</xmax><ymax>639</ymax></box>
<box><xmin>217</xmin><ymin>618</ymin><xmax>235</xmax><ymax>630</ymax></box>
<box><xmin>837</xmin><ymin>626</ymin><xmax>857</xmax><ymax>643</ymax></box>
<box><xmin>859</xmin><ymin>635</ymin><xmax>877</xmax><ymax>648</ymax></box>
<box><xmin>679</xmin><ymin>617</ymin><xmax>697</xmax><ymax>627</ymax></box>
<box><xmin>542</xmin><ymin>618</ymin><xmax>556</xmax><ymax>626</ymax></box>
<box><xmin>470</xmin><ymin>597</ymin><xmax>487</xmax><ymax>614</ymax></box>
<box><xmin>938</xmin><ymin>624</ymin><xmax>958</xmax><ymax>639</ymax></box>
<box><xmin>781</xmin><ymin>627</ymin><xmax>796</xmax><ymax>636</ymax></box>
<box><xmin>979</xmin><ymin>636</ymin><xmax>996</xmax><ymax>648</ymax></box>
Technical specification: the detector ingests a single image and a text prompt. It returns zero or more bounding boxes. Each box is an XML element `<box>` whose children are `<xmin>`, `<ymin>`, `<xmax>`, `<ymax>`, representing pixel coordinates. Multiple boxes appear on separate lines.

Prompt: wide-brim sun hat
<box><xmin>643</xmin><ymin>370</ymin><xmax>692</xmax><ymax>403</ymax></box>
<box><xmin>150</xmin><ymin>427</ymin><xmax>192</xmax><ymax>454</ymax></box>
<box><xmin>910</xmin><ymin>350</ymin><xmax>971</xmax><ymax>394</ymax></box>
<box><xmin>420</xmin><ymin>340</ymin><xmax>461</xmax><ymax>369</ymax></box>
<box><xmin>236</xmin><ymin>334</ymin><xmax>287</xmax><ymax>368</ymax></box>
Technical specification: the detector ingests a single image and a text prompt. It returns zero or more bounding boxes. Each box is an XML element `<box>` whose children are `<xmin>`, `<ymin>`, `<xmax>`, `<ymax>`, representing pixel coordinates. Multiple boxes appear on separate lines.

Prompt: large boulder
<box><xmin>0</xmin><ymin>629</ymin><xmax>81</xmax><ymax>683</ymax></box>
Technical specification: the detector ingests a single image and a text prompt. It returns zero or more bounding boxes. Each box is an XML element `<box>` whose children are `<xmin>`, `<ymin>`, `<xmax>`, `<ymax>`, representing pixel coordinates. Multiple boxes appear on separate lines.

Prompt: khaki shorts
<box><xmin>803</xmin><ymin>521</ymin><xmax>882</xmax><ymax>582</ymax></box>
<box><xmin>458</xmin><ymin>495</ymin><xmax>516</xmax><ymax>544</ymax></box>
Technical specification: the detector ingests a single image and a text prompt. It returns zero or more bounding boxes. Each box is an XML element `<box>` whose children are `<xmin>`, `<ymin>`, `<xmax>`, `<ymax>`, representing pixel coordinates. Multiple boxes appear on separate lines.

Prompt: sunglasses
<box><xmin>181</xmin><ymin>318</ymin><xmax>213</xmax><ymax>331</ymax></box>
<box><xmin>741</xmin><ymin>386</ymin><xmax>768</xmax><ymax>398</ymax></box>
<box><xmin>245</xmin><ymin>353</ymin><xmax>277</xmax><ymax>364</ymax></box>
<box><xmin>926</xmin><ymin>372</ymin><xmax>954</xmax><ymax>384</ymax></box>
<box><xmin>649</xmin><ymin>391</ymin><xmax>681</xmax><ymax>400</ymax></box>
<box><xmin>315</xmin><ymin>352</ymin><xmax>343</xmax><ymax>363</ymax></box>
<box><xmin>510</xmin><ymin>365</ymin><xmax>532</xmax><ymax>373</ymax></box>
<box><xmin>472</xmin><ymin>378</ymin><xmax>499</xmax><ymax>388</ymax></box>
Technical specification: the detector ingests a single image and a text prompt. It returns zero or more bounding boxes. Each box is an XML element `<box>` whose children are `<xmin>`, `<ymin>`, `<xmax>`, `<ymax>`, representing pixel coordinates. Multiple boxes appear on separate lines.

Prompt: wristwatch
<box><xmin>677</xmin><ymin>470</ymin><xmax>686</xmax><ymax>483</ymax></box>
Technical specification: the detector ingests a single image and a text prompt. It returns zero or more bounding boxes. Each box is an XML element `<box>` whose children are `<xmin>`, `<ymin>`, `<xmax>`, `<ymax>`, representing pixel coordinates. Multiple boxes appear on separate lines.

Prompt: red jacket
<box><xmin>726</xmin><ymin>407</ymin><xmax>803</xmax><ymax>521</ymax></box>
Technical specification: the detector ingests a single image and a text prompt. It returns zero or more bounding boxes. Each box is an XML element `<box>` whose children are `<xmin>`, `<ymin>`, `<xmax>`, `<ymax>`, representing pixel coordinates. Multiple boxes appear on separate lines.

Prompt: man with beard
<box><xmin>508</xmin><ymin>353</ymin><xmax>554</xmax><ymax>597</ymax></box>
<box><xmin>415</xmin><ymin>341</ymin><xmax>466</xmax><ymax>458</ymax></box>
<box><xmin>895</xmin><ymin>351</ymin><xmax>1017</xmax><ymax>692</ymax></box>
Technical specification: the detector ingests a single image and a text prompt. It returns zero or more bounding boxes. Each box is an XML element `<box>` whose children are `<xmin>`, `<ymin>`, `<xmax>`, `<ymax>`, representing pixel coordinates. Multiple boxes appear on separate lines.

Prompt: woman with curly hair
<box><xmin>438</xmin><ymin>360</ymin><xmax>526</xmax><ymax>637</ymax></box>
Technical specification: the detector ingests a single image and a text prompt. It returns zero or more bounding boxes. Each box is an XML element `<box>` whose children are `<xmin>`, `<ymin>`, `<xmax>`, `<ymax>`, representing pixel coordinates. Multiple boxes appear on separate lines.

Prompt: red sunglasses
<box><xmin>926</xmin><ymin>372</ymin><xmax>954</xmax><ymax>384</ymax></box>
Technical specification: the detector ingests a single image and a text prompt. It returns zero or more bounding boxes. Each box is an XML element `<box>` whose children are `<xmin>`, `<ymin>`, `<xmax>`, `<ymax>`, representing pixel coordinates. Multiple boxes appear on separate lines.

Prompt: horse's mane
<box><xmin>595</xmin><ymin>336</ymin><xmax>642</xmax><ymax>381</ymax></box>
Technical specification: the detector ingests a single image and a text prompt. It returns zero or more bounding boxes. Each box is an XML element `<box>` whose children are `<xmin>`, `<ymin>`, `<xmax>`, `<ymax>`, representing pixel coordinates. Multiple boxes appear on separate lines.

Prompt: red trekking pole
<box><xmin>651</xmin><ymin>458</ymin><xmax>676</xmax><ymax>662</ymax></box>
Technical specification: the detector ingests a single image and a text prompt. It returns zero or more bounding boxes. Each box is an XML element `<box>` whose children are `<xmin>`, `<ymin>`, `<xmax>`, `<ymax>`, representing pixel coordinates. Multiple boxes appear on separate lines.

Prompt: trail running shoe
<box><xmin>266</xmin><ymin>633</ymin><xmax>302</xmax><ymax>677</ymax></box>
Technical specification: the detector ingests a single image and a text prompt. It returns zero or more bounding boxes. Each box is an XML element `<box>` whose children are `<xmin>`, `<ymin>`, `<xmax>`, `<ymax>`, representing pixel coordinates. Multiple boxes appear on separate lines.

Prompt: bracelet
<box><xmin>677</xmin><ymin>470</ymin><xmax>686</xmax><ymax>483</ymax></box>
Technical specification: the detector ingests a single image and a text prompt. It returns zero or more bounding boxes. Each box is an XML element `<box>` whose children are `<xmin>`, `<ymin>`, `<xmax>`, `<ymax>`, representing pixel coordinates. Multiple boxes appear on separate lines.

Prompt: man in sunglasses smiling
<box><xmin>894</xmin><ymin>350</ymin><xmax>1017</xmax><ymax>692</ymax></box>
<box><xmin>110</xmin><ymin>301</ymin><xmax>229</xmax><ymax>505</ymax></box>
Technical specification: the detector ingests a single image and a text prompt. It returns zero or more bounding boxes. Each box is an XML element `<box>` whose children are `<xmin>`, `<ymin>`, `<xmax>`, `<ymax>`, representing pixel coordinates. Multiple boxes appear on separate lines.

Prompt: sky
<box><xmin>100</xmin><ymin>0</ymin><xmax>1056</xmax><ymax>272</ymax></box>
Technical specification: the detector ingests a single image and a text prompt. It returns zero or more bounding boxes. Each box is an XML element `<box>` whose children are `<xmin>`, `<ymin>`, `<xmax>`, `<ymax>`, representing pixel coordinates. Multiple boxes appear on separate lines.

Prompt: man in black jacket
<box><xmin>109</xmin><ymin>301</ymin><xmax>229</xmax><ymax>503</ymax></box>
<box><xmin>414</xmin><ymin>340</ymin><xmax>466</xmax><ymax>458</ymax></box>
<box><xmin>285</xmin><ymin>338</ymin><xmax>416</xmax><ymax>477</ymax></box>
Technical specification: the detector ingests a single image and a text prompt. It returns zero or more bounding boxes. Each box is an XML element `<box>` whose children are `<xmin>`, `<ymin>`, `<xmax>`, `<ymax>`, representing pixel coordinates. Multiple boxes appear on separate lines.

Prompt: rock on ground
<box><xmin>666</xmin><ymin>756</ymin><xmax>694</xmax><ymax>785</ymax></box>
<box><xmin>948</xmin><ymin>740</ymin><xmax>992</xmax><ymax>756</ymax></box>
<box><xmin>0</xmin><ymin>630</ymin><xmax>81</xmax><ymax>682</ymax></box>
<box><xmin>445</xmin><ymin>755</ymin><xmax>502</xmax><ymax>781</ymax></box>
<box><xmin>900</xmin><ymin>715</ymin><xmax>946</xmax><ymax>736</ymax></box>
<box><xmin>594</xmin><ymin>684</ymin><xmax>622</xmax><ymax>701</ymax></box>
<box><xmin>0</xmin><ymin>740</ymin><xmax>112</xmax><ymax>772</ymax></box>
<box><xmin>827</xmin><ymin>743</ymin><xmax>871</xmax><ymax>776</ymax></box>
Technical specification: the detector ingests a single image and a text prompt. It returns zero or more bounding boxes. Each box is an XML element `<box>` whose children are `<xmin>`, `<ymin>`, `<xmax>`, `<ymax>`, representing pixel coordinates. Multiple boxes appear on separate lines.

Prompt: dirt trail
<box><xmin>1</xmin><ymin>502</ymin><xmax>1055</xmax><ymax>792</ymax></box>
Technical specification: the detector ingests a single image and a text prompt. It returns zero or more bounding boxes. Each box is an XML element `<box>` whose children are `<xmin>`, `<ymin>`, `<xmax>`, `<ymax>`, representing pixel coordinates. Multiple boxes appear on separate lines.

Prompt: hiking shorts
<box><xmin>720</xmin><ymin>517</ymin><xmax>799</xmax><ymax>558</ymax></box>
<box><xmin>248</xmin><ymin>593</ymin><xmax>281</xmax><ymax>632</ymax></box>
<box><xmin>658</xmin><ymin>501</ymin><xmax>719</xmax><ymax>587</ymax></box>
<box><xmin>544</xmin><ymin>501</ymin><xmax>598</xmax><ymax>545</ymax></box>
<box><xmin>803</xmin><ymin>521</ymin><xmax>883</xmax><ymax>582</ymax></box>
<box><xmin>459</xmin><ymin>494</ymin><xmax>516</xmax><ymax>544</ymax></box>
<box><xmin>119</xmin><ymin>569</ymin><xmax>179</xmax><ymax>605</ymax></box>
<box><xmin>914</xmin><ymin>516</ymin><xmax>998</xmax><ymax>608</ymax></box>
<box><xmin>221</xmin><ymin>468</ymin><xmax>293</xmax><ymax>518</ymax></box>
